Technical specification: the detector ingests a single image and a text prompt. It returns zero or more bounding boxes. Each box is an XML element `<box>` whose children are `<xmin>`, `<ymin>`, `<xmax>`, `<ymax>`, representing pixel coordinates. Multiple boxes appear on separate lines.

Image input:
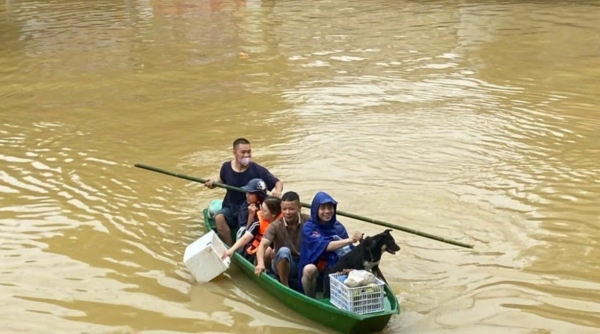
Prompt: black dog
<box><xmin>323</xmin><ymin>229</ymin><xmax>401</xmax><ymax>298</ymax></box>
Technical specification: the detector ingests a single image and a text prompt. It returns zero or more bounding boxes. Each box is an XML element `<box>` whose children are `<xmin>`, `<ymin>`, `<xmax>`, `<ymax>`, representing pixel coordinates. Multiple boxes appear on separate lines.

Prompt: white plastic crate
<box><xmin>329</xmin><ymin>272</ymin><xmax>385</xmax><ymax>314</ymax></box>
<box><xmin>183</xmin><ymin>230</ymin><xmax>231</xmax><ymax>283</ymax></box>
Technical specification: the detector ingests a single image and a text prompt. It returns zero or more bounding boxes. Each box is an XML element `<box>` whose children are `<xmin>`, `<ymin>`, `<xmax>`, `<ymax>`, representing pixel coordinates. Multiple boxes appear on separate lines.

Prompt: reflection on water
<box><xmin>1</xmin><ymin>0</ymin><xmax>600</xmax><ymax>333</ymax></box>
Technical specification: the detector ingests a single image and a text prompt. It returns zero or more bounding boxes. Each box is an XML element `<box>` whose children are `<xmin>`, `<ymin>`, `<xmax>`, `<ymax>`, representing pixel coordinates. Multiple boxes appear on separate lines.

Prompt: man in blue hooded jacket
<box><xmin>298</xmin><ymin>191</ymin><xmax>363</xmax><ymax>298</ymax></box>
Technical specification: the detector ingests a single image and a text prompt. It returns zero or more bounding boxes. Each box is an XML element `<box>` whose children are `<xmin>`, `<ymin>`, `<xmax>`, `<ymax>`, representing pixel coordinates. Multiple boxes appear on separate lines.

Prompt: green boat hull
<box><xmin>202</xmin><ymin>206</ymin><xmax>399</xmax><ymax>334</ymax></box>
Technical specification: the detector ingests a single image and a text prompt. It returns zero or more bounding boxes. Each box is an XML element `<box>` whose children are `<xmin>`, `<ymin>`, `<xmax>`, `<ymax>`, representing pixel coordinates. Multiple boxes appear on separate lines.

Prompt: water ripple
<box><xmin>0</xmin><ymin>120</ymin><xmax>203</xmax><ymax>332</ymax></box>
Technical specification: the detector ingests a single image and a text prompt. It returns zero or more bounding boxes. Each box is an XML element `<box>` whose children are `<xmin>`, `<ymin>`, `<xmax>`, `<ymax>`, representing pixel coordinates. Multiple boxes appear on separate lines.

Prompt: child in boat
<box><xmin>237</xmin><ymin>178</ymin><xmax>269</xmax><ymax>234</ymax></box>
<box><xmin>222</xmin><ymin>196</ymin><xmax>282</xmax><ymax>265</ymax></box>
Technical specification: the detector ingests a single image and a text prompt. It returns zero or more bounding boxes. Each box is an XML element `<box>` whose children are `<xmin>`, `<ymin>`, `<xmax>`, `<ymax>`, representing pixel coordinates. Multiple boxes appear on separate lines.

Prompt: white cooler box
<box><xmin>183</xmin><ymin>230</ymin><xmax>231</xmax><ymax>282</ymax></box>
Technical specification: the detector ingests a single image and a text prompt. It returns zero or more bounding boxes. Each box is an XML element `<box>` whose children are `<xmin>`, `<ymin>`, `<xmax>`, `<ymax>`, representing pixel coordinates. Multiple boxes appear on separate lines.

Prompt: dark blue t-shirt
<box><xmin>219</xmin><ymin>160</ymin><xmax>279</xmax><ymax>212</ymax></box>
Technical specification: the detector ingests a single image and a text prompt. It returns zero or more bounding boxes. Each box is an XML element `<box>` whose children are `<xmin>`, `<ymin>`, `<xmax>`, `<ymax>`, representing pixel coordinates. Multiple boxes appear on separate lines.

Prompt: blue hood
<box><xmin>310</xmin><ymin>191</ymin><xmax>338</xmax><ymax>225</ymax></box>
<box><xmin>298</xmin><ymin>191</ymin><xmax>350</xmax><ymax>293</ymax></box>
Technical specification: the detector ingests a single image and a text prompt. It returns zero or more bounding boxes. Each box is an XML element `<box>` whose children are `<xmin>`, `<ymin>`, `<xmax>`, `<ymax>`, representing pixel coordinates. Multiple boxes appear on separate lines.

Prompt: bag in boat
<box><xmin>344</xmin><ymin>270</ymin><xmax>375</xmax><ymax>287</ymax></box>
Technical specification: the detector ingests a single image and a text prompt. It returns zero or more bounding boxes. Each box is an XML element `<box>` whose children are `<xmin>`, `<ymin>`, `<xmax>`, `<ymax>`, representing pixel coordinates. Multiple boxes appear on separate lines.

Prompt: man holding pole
<box><xmin>204</xmin><ymin>138</ymin><xmax>283</xmax><ymax>246</ymax></box>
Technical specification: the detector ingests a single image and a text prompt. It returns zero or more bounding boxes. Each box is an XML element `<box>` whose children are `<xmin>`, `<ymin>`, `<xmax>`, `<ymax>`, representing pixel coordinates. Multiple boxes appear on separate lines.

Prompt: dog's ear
<box><xmin>384</xmin><ymin>229</ymin><xmax>393</xmax><ymax>234</ymax></box>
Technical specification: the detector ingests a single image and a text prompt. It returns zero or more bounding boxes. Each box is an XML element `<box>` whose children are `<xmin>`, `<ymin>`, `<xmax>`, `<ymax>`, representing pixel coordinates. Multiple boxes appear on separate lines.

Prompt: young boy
<box><xmin>237</xmin><ymin>178</ymin><xmax>268</xmax><ymax>236</ymax></box>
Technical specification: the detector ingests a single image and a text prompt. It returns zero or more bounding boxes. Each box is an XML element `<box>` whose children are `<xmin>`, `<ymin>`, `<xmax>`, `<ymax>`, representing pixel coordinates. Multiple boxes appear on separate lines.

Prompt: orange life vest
<box><xmin>245</xmin><ymin>211</ymin><xmax>282</xmax><ymax>255</ymax></box>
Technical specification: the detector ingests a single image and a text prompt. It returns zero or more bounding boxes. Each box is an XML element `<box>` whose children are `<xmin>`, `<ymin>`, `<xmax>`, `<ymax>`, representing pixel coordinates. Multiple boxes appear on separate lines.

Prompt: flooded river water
<box><xmin>1</xmin><ymin>0</ymin><xmax>599</xmax><ymax>333</ymax></box>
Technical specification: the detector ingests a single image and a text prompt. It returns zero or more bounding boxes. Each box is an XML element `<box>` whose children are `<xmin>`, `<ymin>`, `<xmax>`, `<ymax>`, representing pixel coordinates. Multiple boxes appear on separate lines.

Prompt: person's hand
<box><xmin>221</xmin><ymin>249</ymin><xmax>233</xmax><ymax>260</ymax></box>
<box><xmin>254</xmin><ymin>263</ymin><xmax>266</xmax><ymax>276</ymax></box>
<box><xmin>351</xmin><ymin>232</ymin><xmax>363</xmax><ymax>243</ymax></box>
<box><xmin>248</xmin><ymin>203</ymin><xmax>258</xmax><ymax>215</ymax></box>
<box><xmin>204</xmin><ymin>179</ymin><xmax>215</xmax><ymax>189</ymax></box>
<box><xmin>271</xmin><ymin>189</ymin><xmax>282</xmax><ymax>198</ymax></box>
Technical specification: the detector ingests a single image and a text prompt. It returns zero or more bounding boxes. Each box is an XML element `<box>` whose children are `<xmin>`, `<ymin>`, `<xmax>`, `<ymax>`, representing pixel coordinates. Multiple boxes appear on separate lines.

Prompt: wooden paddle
<box><xmin>134</xmin><ymin>163</ymin><xmax>474</xmax><ymax>249</ymax></box>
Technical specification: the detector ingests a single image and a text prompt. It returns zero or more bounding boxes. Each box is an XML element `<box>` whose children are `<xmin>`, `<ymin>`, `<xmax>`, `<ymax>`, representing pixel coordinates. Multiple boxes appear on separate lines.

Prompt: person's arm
<box><xmin>254</xmin><ymin>238</ymin><xmax>271</xmax><ymax>275</ymax></box>
<box><xmin>205</xmin><ymin>163</ymin><xmax>226</xmax><ymax>188</ymax></box>
<box><xmin>254</xmin><ymin>224</ymin><xmax>275</xmax><ymax>275</ymax></box>
<box><xmin>231</xmin><ymin>232</ymin><xmax>254</xmax><ymax>253</ymax></box>
<box><xmin>326</xmin><ymin>238</ymin><xmax>353</xmax><ymax>251</ymax></box>
<box><xmin>273</xmin><ymin>180</ymin><xmax>283</xmax><ymax>196</ymax></box>
<box><xmin>256</xmin><ymin>164</ymin><xmax>283</xmax><ymax>197</ymax></box>
<box><xmin>215</xmin><ymin>162</ymin><xmax>226</xmax><ymax>185</ymax></box>
<box><xmin>256</xmin><ymin>238</ymin><xmax>271</xmax><ymax>267</ymax></box>
<box><xmin>247</xmin><ymin>204</ymin><xmax>258</xmax><ymax>227</ymax></box>
<box><xmin>222</xmin><ymin>232</ymin><xmax>253</xmax><ymax>258</ymax></box>
<box><xmin>247</xmin><ymin>212</ymin><xmax>255</xmax><ymax>227</ymax></box>
<box><xmin>326</xmin><ymin>226</ymin><xmax>360</xmax><ymax>251</ymax></box>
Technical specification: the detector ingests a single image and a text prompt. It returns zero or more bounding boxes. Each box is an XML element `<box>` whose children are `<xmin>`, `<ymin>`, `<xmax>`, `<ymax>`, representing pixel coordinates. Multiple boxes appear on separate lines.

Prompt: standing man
<box><xmin>204</xmin><ymin>138</ymin><xmax>283</xmax><ymax>246</ymax></box>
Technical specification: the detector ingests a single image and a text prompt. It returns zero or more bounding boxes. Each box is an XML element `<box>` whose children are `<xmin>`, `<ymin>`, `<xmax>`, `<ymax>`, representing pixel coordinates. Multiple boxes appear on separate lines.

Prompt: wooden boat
<box><xmin>202</xmin><ymin>203</ymin><xmax>399</xmax><ymax>334</ymax></box>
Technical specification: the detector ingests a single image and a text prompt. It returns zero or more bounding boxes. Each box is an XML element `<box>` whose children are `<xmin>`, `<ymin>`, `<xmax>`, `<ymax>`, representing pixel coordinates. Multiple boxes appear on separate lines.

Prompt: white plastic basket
<box><xmin>329</xmin><ymin>272</ymin><xmax>386</xmax><ymax>314</ymax></box>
